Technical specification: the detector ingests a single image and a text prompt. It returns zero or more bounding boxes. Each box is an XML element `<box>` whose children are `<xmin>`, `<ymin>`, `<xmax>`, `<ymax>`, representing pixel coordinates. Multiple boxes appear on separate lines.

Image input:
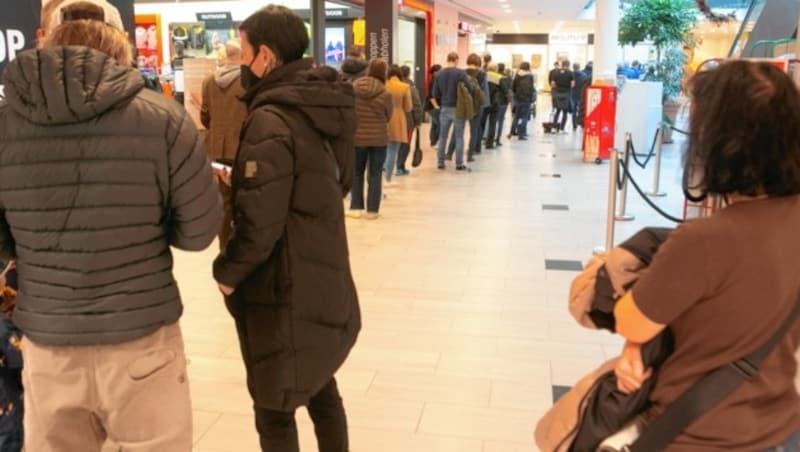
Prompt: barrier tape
<box><xmin>616</xmin><ymin>141</ymin><xmax>685</xmax><ymax>224</ymax></box>
<box><xmin>629</xmin><ymin>128</ymin><xmax>661</xmax><ymax>169</ymax></box>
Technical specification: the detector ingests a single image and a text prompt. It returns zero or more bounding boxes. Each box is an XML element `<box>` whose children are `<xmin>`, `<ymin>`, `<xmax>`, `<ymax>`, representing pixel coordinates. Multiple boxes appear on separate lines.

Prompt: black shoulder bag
<box><xmin>627</xmin><ymin>297</ymin><xmax>800</xmax><ymax>452</ymax></box>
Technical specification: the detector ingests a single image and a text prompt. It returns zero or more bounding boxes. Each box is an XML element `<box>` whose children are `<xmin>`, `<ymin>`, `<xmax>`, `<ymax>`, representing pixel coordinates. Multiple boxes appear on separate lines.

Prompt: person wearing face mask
<box><xmin>213</xmin><ymin>6</ymin><xmax>361</xmax><ymax>452</ymax></box>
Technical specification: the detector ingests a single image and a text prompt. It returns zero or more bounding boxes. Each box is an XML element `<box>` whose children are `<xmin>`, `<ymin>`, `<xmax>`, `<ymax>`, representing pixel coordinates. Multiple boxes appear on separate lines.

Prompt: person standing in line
<box><xmin>431</xmin><ymin>52</ymin><xmax>473</xmax><ymax>171</ymax></box>
<box><xmin>466</xmin><ymin>53</ymin><xmax>490</xmax><ymax>160</ymax></box>
<box><xmin>493</xmin><ymin>63</ymin><xmax>513</xmax><ymax>147</ymax></box>
<box><xmin>483</xmin><ymin>53</ymin><xmax>492</xmax><ymax>71</ymax></box>
<box><xmin>571</xmin><ymin>62</ymin><xmax>588</xmax><ymax>132</ymax></box>
<box><xmin>201</xmin><ymin>40</ymin><xmax>247</xmax><ymax>249</ymax></box>
<box><xmin>577</xmin><ymin>62</ymin><xmax>593</xmax><ymax>129</ymax></box>
<box><xmin>213</xmin><ymin>6</ymin><xmax>361</xmax><ymax>452</ymax></box>
<box><xmin>484</xmin><ymin>63</ymin><xmax>504</xmax><ymax>150</ymax></box>
<box><xmin>551</xmin><ymin>60</ymin><xmax>575</xmax><ymax>133</ymax></box>
<box><xmin>511</xmin><ymin>62</ymin><xmax>536</xmax><ymax>141</ymax></box>
<box><xmin>479</xmin><ymin>53</ymin><xmax>493</xmax><ymax>140</ymax></box>
<box><xmin>348</xmin><ymin>59</ymin><xmax>393</xmax><ymax>220</ymax></box>
<box><xmin>340</xmin><ymin>46</ymin><xmax>368</xmax><ymax>82</ymax></box>
<box><xmin>425</xmin><ymin>64</ymin><xmax>443</xmax><ymax>147</ymax></box>
<box><xmin>0</xmin><ymin>1</ymin><xmax>222</xmax><ymax>450</ymax></box>
<box><xmin>384</xmin><ymin>65</ymin><xmax>413</xmax><ymax>184</ymax></box>
<box><xmin>396</xmin><ymin>65</ymin><xmax>423</xmax><ymax>176</ymax></box>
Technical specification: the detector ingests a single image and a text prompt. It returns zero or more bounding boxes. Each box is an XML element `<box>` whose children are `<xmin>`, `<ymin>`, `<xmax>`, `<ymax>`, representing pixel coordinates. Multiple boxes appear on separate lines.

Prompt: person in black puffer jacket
<box><xmin>213</xmin><ymin>6</ymin><xmax>361</xmax><ymax>452</ymax></box>
<box><xmin>0</xmin><ymin>2</ymin><xmax>221</xmax><ymax>450</ymax></box>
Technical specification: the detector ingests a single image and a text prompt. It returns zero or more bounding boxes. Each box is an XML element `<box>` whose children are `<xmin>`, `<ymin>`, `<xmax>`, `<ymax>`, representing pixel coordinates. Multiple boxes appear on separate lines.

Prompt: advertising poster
<box><xmin>135</xmin><ymin>15</ymin><xmax>161</xmax><ymax>72</ymax></box>
<box><xmin>325</xmin><ymin>27</ymin><xmax>346</xmax><ymax>66</ymax></box>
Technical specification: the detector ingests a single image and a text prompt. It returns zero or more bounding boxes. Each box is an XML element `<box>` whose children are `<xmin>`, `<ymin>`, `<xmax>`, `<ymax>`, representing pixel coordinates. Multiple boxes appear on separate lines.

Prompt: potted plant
<box><xmin>619</xmin><ymin>0</ymin><xmax>698</xmax><ymax>142</ymax></box>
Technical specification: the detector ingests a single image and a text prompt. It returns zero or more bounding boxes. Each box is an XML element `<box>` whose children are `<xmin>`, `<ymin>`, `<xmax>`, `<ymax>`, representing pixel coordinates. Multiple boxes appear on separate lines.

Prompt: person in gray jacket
<box><xmin>0</xmin><ymin>1</ymin><xmax>221</xmax><ymax>450</ymax></box>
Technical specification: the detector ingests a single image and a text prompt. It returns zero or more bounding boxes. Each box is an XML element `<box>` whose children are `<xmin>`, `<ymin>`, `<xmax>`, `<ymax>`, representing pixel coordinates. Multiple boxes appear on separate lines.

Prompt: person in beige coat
<box><xmin>384</xmin><ymin>65</ymin><xmax>412</xmax><ymax>183</ymax></box>
<box><xmin>201</xmin><ymin>41</ymin><xmax>247</xmax><ymax>248</ymax></box>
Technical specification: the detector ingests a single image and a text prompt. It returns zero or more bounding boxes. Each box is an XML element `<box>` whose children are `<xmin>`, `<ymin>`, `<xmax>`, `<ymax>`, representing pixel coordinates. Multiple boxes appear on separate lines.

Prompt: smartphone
<box><xmin>211</xmin><ymin>161</ymin><xmax>231</xmax><ymax>171</ymax></box>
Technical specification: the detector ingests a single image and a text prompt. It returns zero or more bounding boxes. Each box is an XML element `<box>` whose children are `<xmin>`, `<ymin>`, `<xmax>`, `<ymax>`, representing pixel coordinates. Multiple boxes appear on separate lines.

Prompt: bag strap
<box><xmin>629</xmin><ymin>296</ymin><xmax>800</xmax><ymax>452</ymax></box>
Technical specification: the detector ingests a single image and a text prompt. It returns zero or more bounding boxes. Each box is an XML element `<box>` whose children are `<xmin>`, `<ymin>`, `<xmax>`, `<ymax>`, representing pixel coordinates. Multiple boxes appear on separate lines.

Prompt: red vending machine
<box><xmin>582</xmin><ymin>85</ymin><xmax>617</xmax><ymax>163</ymax></box>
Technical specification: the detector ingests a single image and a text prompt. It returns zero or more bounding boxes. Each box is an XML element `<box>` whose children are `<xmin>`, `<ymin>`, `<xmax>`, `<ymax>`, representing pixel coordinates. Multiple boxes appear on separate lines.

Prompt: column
<box><xmin>310</xmin><ymin>0</ymin><xmax>326</xmax><ymax>64</ymax></box>
<box><xmin>593</xmin><ymin>0</ymin><xmax>620</xmax><ymax>84</ymax></box>
<box><xmin>365</xmin><ymin>0</ymin><xmax>398</xmax><ymax>63</ymax></box>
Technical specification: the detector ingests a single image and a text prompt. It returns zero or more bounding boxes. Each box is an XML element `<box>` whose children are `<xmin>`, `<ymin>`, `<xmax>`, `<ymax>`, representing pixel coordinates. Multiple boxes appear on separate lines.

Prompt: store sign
<box><xmin>458</xmin><ymin>22</ymin><xmax>475</xmax><ymax>34</ymax></box>
<box><xmin>0</xmin><ymin>0</ymin><xmax>40</xmax><ymax>97</ymax></box>
<box><xmin>0</xmin><ymin>0</ymin><xmax>134</xmax><ymax>97</ymax></box>
<box><xmin>365</xmin><ymin>0</ymin><xmax>396</xmax><ymax>62</ymax></box>
<box><xmin>549</xmin><ymin>32</ymin><xmax>590</xmax><ymax>45</ymax></box>
<box><xmin>326</xmin><ymin>9</ymin><xmax>346</xmax><ymax>18</ymax></box>
<box><xmin>196</xmin><ymin>12</ymin><xmax>233</xmax><ymax>29</ymax></box>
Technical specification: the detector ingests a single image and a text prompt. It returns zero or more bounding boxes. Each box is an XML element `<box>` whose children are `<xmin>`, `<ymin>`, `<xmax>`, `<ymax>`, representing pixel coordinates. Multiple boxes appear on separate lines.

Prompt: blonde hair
<box><xmin>40</xmin><ymin>0</ymin><xmax>67</xmax><ymax>29</ymax></box>
<box><xmin>45</xmin><ymin>19</ymin><xmax>132</xmax><ymax>66</ymax></box>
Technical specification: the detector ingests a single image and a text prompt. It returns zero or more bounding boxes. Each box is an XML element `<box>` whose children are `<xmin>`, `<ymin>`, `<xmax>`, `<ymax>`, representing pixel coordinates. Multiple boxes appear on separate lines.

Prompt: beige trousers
<box><xmin>22</xmin><ymin>323</ymin><xmax>193</xmax><ymax>452</ymax></box>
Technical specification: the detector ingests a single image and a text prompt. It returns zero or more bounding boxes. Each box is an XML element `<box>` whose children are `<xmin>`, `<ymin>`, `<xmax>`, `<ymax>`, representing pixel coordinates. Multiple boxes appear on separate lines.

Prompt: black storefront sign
<box><xmin>196</xmin><ymin>12</ymin><xmax>233</xmax><ymax>30</ymax></box>
<box><xmin>0</xmin><ymin>0</ymin><xmax>40</xmax><ymax>89</ymax></box>
<box><xmin>365</xmin><ymin>0</ymin><xmax>396</xmax><ymax>62</ymax></box>
<box><xmin>0</xmin><ymin>0</ymin><xmax>135</xmax><ymax>95</ymax></box>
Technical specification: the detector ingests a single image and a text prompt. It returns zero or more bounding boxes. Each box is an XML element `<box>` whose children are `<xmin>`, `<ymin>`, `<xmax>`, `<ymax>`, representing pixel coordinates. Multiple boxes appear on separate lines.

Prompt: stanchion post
<box><xmin>615</xmin><ymin>133</ymin><xmax>636</xmax><ymax>222</ymax></box>
<box><xmin>594</xmin><ymin>149</ymin><xmax>619</xmax><ymax>255</ymax></box>
<box><xmin>648</xmin><ymin>126</ymin><xmax>667</xmax><ymax>198</ymax></box>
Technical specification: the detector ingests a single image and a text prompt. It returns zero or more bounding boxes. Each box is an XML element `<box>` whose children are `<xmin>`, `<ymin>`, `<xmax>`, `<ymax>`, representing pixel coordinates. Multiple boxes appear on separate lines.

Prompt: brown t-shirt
<box><xmin>632</xmin><ymin>196</ymin><xmax>800</xmax><ymax>452</ymax></box>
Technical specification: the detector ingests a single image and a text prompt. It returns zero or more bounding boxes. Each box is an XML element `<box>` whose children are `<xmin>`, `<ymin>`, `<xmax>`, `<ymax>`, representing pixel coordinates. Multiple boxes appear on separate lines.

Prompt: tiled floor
<box><xmin>162</xmin><ymin>109</ymin><xmax>690</xmax><ymax>451</ymax></box>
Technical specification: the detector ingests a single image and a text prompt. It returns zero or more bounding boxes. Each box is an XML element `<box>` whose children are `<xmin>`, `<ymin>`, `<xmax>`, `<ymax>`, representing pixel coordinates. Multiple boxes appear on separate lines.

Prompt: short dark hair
<box><xmin>388</xmin><ymin>64</ymin><xmax>403</xmax><ymax>79</ymax></box>
<box><xmin>239</xmin><ymin>5</ymin><xmax>309</xmax><ymax>64</ymax></box>
<box><xmin>497</xmin><ymin>63</ymin><xmax>506</xmax><ymax>73</ymax></box>
<box><xmin>483</xmin><ymin>54</ymin><xmax>492</xmax><ymax>63</ymax></box>
<box><xmin>519</xmin><ymin>62</ymin><xmax>531</xmax><ymax>71</ymax></box>
<box><xmin>368</xmin><ymin>59</ymin><xmax>387</xmax><ymax>83</ymax></box>
<box><xmin>685</xmin><ymin>60</ymin><xmax>800</xmax><ymax>197</ymax></box>
<box><xmin>429</xmin><ymin>64</ymin><xmax>442</xmax><ymax>75</ymax></box>
<box><xmin>466</xmin><ymin>53</ymin><xmax>481</xmax><ymax>67</ymax></box>
<box><xmin>561</xmin><ymin>60</ymin><xmax>571</xmax><ymax>69</ymax></box>
<box><xmin>446</xmin><ymin>52</ymin><xmax>459</xmax><ymax>63</ymax></box>
<box><xmin>400</xmin><ymin>65</ymin><xmax>411</xmax><ymax>80</ymax></box>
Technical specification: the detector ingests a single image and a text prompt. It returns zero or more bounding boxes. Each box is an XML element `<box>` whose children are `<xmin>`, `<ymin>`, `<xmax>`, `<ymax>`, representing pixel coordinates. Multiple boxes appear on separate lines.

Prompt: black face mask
<box><xmin>241</xmin><ymin>54</ymin><xmax>263</xmax><ymax>91</ymax></box>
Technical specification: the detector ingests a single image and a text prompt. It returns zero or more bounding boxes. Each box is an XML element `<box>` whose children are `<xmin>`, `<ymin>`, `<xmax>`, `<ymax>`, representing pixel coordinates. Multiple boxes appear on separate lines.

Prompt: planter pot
<box><xmin>662</xmin><ymin>98</ymin><xmax>683</xmax><ymax>144</ymax></box>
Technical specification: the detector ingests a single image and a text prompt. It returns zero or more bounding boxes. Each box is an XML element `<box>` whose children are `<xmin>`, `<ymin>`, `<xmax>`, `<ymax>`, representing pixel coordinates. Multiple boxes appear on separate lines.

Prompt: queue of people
<box><xmin>0</xmin><ymin>1</ymin><xmax>798</xmax><ymax>452</ymax></box>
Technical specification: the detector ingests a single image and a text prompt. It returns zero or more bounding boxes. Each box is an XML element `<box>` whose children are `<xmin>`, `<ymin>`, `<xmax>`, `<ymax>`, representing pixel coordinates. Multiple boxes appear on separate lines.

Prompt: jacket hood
<box><xmin>354</xmin><ymin>76</ymin><xmax>386</xmax><ymax>100</ymax></box>
<box><xmin>246</xmin><ymin>58</ymin><xmax>356</xmax><ymax>142</ymax></box>
<box><xmin>2</xmin><ymin>47</ymin><xmax>144</xmax><ymax>126</ymax></box>
<box><xmin>341</xmin><ymin>57</ymin><xmax>368</xmax><ymax>77</ymax></box>
<box><xmin>215</xmin><ymin>64</ymin><xmax>241</xmax><ymax>89</ymax></box>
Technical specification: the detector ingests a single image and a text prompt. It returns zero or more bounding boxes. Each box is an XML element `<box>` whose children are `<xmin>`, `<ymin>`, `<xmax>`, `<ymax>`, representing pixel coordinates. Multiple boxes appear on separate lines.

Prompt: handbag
<box><xmin>605</xmin><ymin>296</ymin><xmax>800</xmax><ymax>452</ymax></box>
<box><xmin>411</xmin><ymin>128</ymin><xmax>423</xmax><ymax>168</ymax></box>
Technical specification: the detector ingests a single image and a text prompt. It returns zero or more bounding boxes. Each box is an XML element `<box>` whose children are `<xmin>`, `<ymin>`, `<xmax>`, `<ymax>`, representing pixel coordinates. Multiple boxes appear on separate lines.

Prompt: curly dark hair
<box><xmin>685</xmin><ymin>60</ymin><xmax>800</xmax><ymax>198</ymax></box>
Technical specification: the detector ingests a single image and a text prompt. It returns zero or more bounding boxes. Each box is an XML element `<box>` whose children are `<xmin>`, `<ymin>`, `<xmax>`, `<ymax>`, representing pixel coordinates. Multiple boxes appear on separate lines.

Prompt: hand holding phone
<box><xmin>211</xmin><ymin>161</ymin><xmax>232</xmax><ymax>187</ymax></box>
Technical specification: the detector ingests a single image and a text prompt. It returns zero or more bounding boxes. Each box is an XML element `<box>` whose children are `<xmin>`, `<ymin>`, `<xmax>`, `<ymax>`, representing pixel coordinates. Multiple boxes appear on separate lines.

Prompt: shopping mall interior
<box><xmin>1</xmin><ymin>0</ymin><xmax>799</xmax><ymax>451</ymax></box>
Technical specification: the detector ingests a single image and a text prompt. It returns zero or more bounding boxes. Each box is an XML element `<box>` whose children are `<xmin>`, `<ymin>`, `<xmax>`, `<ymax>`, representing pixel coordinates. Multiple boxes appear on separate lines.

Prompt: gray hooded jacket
<box><xmin>0</xmin><ymin>46</ymin><xmax>221</xmax><ymax>346</ymax></box>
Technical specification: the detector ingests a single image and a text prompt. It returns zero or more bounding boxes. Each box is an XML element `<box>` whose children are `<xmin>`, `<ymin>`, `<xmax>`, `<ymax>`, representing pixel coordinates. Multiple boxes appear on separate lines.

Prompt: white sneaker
<box><xmin>364</xmin><ymin>212</ymin><xmax>381</xmax><ymax>220</ymax></box>
<box><xmin>346</xmin><ymin>210</ymin><xmax>363</xmax><ymax>219</ymax></box>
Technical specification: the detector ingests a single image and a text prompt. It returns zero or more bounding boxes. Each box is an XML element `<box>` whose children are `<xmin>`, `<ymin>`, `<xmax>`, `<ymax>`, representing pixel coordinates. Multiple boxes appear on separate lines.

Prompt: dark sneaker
<box><xmin>467</xmin><ymin>157</ymin><xmax>475</xmax><ymax>162</ymax></box>
<box><xmin>519</xmin><ymin>136</ymin><xmax>529</xmax><ymax>141</ymax></box>
<box><xmin>456</xmin><ymin>165</ymin><xmax>470</xmax><ymax>172</ymax></box>
<box><xmin>437</xmin><ymin>164</ymin><xmax>446</xmax><ymax>170</ymax></box>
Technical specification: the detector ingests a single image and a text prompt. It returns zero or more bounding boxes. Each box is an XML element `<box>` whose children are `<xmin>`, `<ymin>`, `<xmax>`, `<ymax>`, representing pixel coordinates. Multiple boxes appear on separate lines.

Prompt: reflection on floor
<box><xmin>158</xmin><ymin>117</ymin><xmax>688</xmax><ymax>451</ymax></box>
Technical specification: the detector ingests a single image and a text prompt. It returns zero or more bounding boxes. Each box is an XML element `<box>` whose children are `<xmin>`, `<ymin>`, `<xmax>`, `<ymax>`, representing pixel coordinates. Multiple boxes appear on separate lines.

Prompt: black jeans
<box><xmin>255</xmin><ymin>379</ymin><xmax>349</xmax><ymax>452</ymax></box>
<box><xmin>351</xmin><ymin>146</ymin><xmax>387</xmax><ymax>213</ymax></box>
<box><xmin>429</xmin><ymin>109</ymin><xmax>441</xmax><ymax>146</ymax></box>
<box><xmin>553</xmin><ymin>108</ymin><xmax>570</xmax><ymax>131</ymax></box>
<box><xmin>484</xmin><ymin>107</ymin><xmax>499</xmax><ymax>147</ymax></box>
<box><xmin>396</xmin><ymin>130</ymin><xmax>413</xmax><ymax>171</ymax></box>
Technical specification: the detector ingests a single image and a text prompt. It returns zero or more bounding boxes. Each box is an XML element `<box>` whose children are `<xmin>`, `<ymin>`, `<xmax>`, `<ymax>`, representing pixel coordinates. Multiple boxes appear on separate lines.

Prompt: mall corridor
<box><xmin>170</xmin><ymin>123</ymin><xmax>687</xmax><ymax>452</ymax></box>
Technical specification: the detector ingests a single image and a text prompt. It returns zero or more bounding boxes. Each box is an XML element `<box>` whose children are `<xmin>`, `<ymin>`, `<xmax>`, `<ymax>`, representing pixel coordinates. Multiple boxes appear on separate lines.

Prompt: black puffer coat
<box><xmin>0</xmin><ymin>47</ymin><xmax>221</xmax><ymax>346</ymax></box>
<box><xmin>214</xmin><ymin>59</ymin><xmax>361</xmax><ymax>411</ymax></box>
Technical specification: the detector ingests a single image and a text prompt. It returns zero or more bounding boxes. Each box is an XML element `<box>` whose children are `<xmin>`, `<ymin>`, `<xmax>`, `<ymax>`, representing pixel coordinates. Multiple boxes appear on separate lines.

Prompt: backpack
<box><xmin>456</xmin><ymin>82</ymin><xmax>476</xmax><ymax>120</ymax></box>
<box><xmin>467</xmin><ymin>75</ymin><xmax>485</xmax><ymax>112</ymax></box>
<box><xmin>489</xmin><ymin>82</ymin><xmax>504</xmax><ymax>107</ymax></box>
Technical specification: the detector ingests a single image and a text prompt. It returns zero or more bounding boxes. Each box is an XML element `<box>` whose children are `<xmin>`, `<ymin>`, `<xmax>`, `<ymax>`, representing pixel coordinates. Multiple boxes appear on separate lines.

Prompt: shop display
<box><xmin>325</xmin><ymin>27</ymin><xmax>346</xmax><ymax>65</ymax></box>
<box><xmin>134</xmin><ymin>15</ymin><xmax>162</xmax><ymax>72</ymax></box>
